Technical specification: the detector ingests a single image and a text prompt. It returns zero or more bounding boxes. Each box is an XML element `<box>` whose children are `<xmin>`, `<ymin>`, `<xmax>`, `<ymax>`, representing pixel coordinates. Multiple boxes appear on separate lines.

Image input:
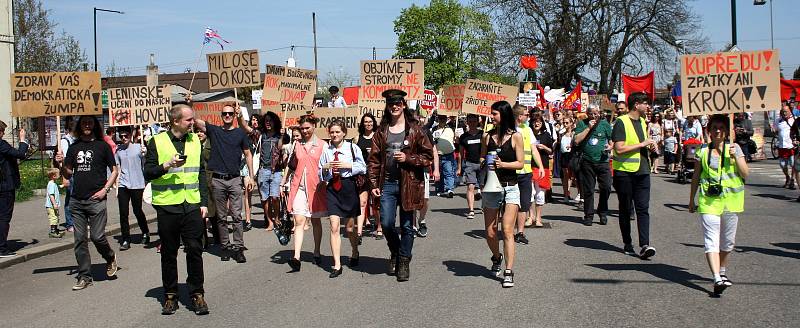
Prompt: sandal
<box><xmin>534</xmin><ymin>221</ymin><xmax>544</xmax><ymax>228</ymax></box>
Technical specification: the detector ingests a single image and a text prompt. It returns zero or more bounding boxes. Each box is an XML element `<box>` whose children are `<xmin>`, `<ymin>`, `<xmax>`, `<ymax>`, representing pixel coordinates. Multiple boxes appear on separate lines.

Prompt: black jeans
<box><xmin>613</xmin><ymin>173</ymin><xmax>651</xmax><ymax>247</ymax></box>
<box><xmin>71</xmin><ymin>198</ymin><xmax>115</xmax><ymax>280</ymax></box>
<box><xmin>0</xmin><ymin>190</ymin><xmax>15</xmax><ymax>253</ymax></box>
<box><xmin>578</xmin><ymin>161</ymin><xmax>611</xmax><ymax>218</ymax></box>
<box><xmin>155</xmin><ymin>205</ymin><xmax>205</xmax><ymax>296</ymax></box>
<box><xmin>117</xmin><ymin>188</ymin><xmax>149</xmax><ymax>241</ymax></box>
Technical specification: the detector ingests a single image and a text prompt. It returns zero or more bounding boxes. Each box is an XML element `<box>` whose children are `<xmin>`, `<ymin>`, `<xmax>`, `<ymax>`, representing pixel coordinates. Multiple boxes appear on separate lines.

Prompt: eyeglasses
<box><xmin>119</xmin><ymin>134</ymin><xmax>130</xmax><ymax>139</ymax></box>
<box><xmin>221</xmin><ymin>112</ymin><xmax>235</xmax><ymax>117</ymax></box>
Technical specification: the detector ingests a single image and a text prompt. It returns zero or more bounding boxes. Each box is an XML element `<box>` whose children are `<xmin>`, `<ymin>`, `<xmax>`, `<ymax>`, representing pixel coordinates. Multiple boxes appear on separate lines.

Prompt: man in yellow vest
<box><xmin>611</xmin><ymin>92</ymin><xmax>657</xmax><ymax>259</ymax></box>
<box><xmin>144</xmin><ymin>104</ymin><xmax>209</xmax><ymax>315</ymax></box>
<box><xmin>513</xmin><ymin>105</ymin><xmax>545</xmax><ymax>244</ymax></box>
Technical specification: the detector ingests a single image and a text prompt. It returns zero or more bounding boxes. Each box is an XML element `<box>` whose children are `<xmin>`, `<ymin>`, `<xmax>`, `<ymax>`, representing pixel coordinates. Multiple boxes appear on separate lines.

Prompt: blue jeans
<box><xmin>64</xmin><ymin>180</ymin><xmax>74</xmax><ymax>228</ymax></box>
<box><xmin>436</xmin><ymin>153</ymin><xmax>456</xmax><ymax>193</ymax></box>
<box><xmin>380</xmin><ymin>181</ymin><xmax>415</xmax><ymax>258</ymax></box>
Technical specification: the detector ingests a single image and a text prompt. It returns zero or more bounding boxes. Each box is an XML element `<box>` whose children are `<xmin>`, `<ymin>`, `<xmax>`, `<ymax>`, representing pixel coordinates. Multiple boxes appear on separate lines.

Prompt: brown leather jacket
<box><xmin>367</xmin><ymin>121</ymin><xmax>434</xmax><ymax>211</ymax></box>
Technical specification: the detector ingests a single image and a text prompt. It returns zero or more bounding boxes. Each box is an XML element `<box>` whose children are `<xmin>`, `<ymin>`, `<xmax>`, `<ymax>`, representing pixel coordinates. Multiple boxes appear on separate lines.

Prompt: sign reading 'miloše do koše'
<box><xmin>680</xmin><ymin>49</ymin><xmax>780</xmax><ymax>115</ymax></box>
<box><xmin>207</xmin><ymin>49</ymin><xmax>261</xmax><ymax>90</ymax></box>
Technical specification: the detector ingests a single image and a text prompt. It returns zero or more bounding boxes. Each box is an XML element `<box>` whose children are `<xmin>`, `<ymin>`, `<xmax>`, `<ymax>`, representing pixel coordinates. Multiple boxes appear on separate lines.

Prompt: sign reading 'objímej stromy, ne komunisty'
<box><xmin>11</xmin><ymin>71</ymin><xmax>102</xmax><ymax>117</ymax></box>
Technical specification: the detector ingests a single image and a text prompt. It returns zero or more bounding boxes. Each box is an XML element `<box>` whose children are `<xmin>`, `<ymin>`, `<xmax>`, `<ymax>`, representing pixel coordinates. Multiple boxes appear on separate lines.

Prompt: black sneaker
<box><xmin>582</xmin><ymin>217</ymin><xmax>593</xmax><ymax>226</ymax></box>
<box><xmin>490</xmin><ymin>254</ymin><xmax>503</xmax><ymax>274</ymax></box>
<box><xmin>221</xmin><ymin>249</ymin><xmax>231</xmax><ymax>262</ymax></box>
<box><xmin>713</xmin><ymin>280</ymin><xmax>729</xmax><ymax>296</ymax></box>
<box><xmin>502</xmin><ymin>270</ymin><xmax>514</xmax><ymax>288</ymax></box>
<box><xmin>120</xmin><ymin>240</ymin><xmax>131</xmax><ymax>251</ymax></box>
<box><xmin>447</xmin><ymin>190</ymin><xmax>454</xmax><ymax>198</ymax></box>
<box><xmin>0</xmin><ymin>250</ymin><xmax>17</xmax><ymax>258</ymax></box>
<box><xmin>598</xmin><ymin>214</ymin><xmax>608</xmax><ymax>225</ymax></box>
<box><xmin>515</xmin><ymin>233</ymin><xmax>529</xmax><ymax>245</ymax></box>
<box><xmin>142</xmin><ymin>233</ymin><xmax>151</xmax><ymax>245</ymax></box>
<box><xmin>244</xmin><ymin>222</ymin><xmax>253</xmax><ymax>232</ymax></box>
<box><xmin>417</xmin><ymin>223</ymin><xmax>428</xmax><ymax>237</ymax></box>
<box><xmin>71</xmin><ymin>277</ymin><xmax>93</xmax><ymax>291</ymax></box>
<box><xmin>234</xmin><ymin>250</ymin><xmax>247</xmax><ymax>263</ymax></box>
<box><xmin>639</xmin><ymin>245</ymin><xmax>656</xmax><ymax>260</ymax></box>
<box><xmin>623</xmin><ymin>244</ymin><xmax>635</xmax><ymax>255</ymax></box>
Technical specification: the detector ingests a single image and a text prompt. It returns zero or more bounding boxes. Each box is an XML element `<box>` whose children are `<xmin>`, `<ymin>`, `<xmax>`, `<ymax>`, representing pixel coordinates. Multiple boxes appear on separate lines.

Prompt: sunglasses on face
<box><xmin>221</xmin><ymin>112</ymin><xmax>235</xmax><ymax>117</ymax></box>
<box><xmin>119</xmin><ymin>134</ymin><xmax>130</xmax><ymax>139</ymax></box>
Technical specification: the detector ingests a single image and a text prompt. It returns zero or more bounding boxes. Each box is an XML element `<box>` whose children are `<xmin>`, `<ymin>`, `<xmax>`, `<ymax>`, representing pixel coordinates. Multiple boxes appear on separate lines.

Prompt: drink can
<box><xmin>486</xmin><ymin>151</ymin><xmax>496</xmax><ymax>166</ymax></box>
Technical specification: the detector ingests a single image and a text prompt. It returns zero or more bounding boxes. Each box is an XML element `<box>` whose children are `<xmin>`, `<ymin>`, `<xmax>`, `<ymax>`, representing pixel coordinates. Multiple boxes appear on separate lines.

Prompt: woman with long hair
<box><xmin>366</xmin><ymin>89</ymin><xmax>434</xmax><ymax>282</ymax></box>
<box><xmin>280</xmin><ymin>115</ymin><xmax>327</xmax><ymax>272</ymax></box>
<box><xmin>559</xmin><ymin>116</ymin><xmax>577</xmax><ymax>202</ymax></box>
<box><xmin>354</xmin><ymin>113</ymin><xmax>382</xmax><ymax>240</ymax></box>
<box><xmin>648</xmin><ymin>112</ymin><xmax>663</xmax><ymax>173</ymax></box>
<box><xmin>319</xmin><ymin>120</ymin><xmax>366</xmax><ymax>277</ymax></box>
<box><xmin>238</xmin><ymin>113</ymin><xmax>261</xmax><ymax>231</ymax></box>
<box><xmin>529</xmin><ymin>111</ymin><xmax>553</xmax><ymax>228</ymax></box>
<box><xmin>689</xmin><ymin>114</ymin><xmax>749</xmax><ymax>296</ymax></box>
<box><xmin>239</xmin><ymin>112</ymin><xmax>284</xmax><ymax>231</ymax></box>
<box><xmin>480</xmin><ymin>101</ymin><xmax>524</xmax><ymax>288</ymax></box>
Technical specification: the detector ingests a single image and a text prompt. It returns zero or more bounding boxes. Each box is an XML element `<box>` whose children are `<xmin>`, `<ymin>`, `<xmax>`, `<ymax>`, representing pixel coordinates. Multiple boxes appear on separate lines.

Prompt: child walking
<box><xmin>663</xmin><ymin>130</ymin><xmax>678</xmax><ymax>174</ymax></box>
<box><xmin>45</xmin><ymin>168</ymin><xmax>64</xmax><ymax>238</ymax></box>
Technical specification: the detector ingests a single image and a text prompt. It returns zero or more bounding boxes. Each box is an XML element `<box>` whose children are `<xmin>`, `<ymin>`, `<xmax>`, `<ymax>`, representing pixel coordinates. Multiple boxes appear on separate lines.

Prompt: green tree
<box><xmin>793</xmin><ymin>65</ymin><xmax>800</xmax><ymax>80</ymax></box>
<box><xmin>393</xmin><ymin>0</ymin><xmax>507</xmax><ymax>90</ymax></box>
<box><xmin>14</xmin><ymin>0</ymin><xmax>88</xmax><ymax>73</ymax></box>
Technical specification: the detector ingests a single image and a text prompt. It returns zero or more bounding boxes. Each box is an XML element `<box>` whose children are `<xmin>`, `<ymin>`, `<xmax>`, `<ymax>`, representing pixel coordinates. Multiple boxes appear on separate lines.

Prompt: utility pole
<box><xmin>373</xmin><ymin>46</ymin><xmax>376</xmax><ymax>60</ymax></box>
<box><xmin>312</xmin><ymin>12</ymin><xmax>318</xmax><ymax>72</ymax></box>
<box><xmin>730</xmin><ymin>0</ymin><xmax>737</xmax><ymax>47</ymax></box>
<box><xmin>93</xmin><ymin>7</ymin><xmax>124</xmax><ymax>71</ymax></box>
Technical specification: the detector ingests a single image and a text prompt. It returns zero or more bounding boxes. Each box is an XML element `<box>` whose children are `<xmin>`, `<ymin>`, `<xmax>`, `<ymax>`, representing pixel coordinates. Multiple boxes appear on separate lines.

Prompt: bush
<box><xmin>17</xmin><ymin>159</ymin><xmax>53</xmax><ymax>202</ymax></box>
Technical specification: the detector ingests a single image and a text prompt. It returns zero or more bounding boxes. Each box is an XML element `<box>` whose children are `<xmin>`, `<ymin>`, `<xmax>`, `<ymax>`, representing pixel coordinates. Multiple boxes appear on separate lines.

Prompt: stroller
<box><xmin>273</xmin><ymin>191</ymin><xmax>294</xmax><ymax>246</ymax></box>
<box><xmin>678</xmin><ymin>138</ymin><xmax>702</xmax><ymax>184</ymax></box>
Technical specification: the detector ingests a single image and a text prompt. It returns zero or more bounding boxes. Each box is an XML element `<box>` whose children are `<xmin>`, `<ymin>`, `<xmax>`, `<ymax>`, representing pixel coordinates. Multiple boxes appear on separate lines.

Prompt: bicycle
<box><xmin>768</xmin><ymin>136</ymin><xmax>779</xmax><ymax>160</ymax></box>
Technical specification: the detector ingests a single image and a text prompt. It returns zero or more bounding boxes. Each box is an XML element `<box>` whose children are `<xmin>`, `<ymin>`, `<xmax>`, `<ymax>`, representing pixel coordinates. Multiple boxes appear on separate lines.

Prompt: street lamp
<box><xmin>753</xmin><ymin>0</ymin><xmax>774</xmax><ymax>49</ymax></box>
<box><xmin>93</xmin><ymin>7</ymin><xmax>124</xmax><ymax>71</ymax></box>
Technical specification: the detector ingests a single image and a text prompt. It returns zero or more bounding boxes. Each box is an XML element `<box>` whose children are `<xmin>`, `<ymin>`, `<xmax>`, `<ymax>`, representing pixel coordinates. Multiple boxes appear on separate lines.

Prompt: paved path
<box><xmin>0</xmin><ymin>161</ymin><xmax>797</xmax><ymax>327</ymax></box>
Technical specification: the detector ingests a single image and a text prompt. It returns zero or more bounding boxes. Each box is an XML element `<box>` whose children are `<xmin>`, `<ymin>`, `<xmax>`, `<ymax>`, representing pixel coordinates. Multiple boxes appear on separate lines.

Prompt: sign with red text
<box><xmin>11</xmin><ymin>71</ymin><xmax>102</xmax><ymax>117</ymax></box>
<box><xmin>108</xmin><ymin>85</ymin><xmax>172</xmax><ymax>127</ymax></box>
<box><xmin>680</xmin><ymin>49</ymin><xmax>780</xmax><ymax>115</ymax></box>
<box><xmin>206</xmin><ymin>49</ymin><xmax>261</xmax><ymax>90</ymax></box>
<box><xmin>262</xmin><ymin>64</ymin><xmax>317</xmax><ymax>107</ymax></box>
<box><xmin>461</xmin><ymin>79</ymin><xmax>517</xmax><ymax>116</ymax></box>
<box><xmin>440</xmin><ymin>85</ymin><xmax>464</xmax><ymax>115</ymax></box>
<box><xmin>313</xmin><ymin>105</ymin><xmax>360</xmax><ymax>139</ymax></box>
<box><xmin>420</xmin><ymin>89</ymin><xmax>438</xmax><ymax>111</ymax></box>
<box><xmin>192</xmin><ymin>101</ymin><xmax>239</xmax><ymax>128</ymax></box>
<box><xmin>359</xmin><ymin>59</ymin><xmax>424</xmax><ymax>102</ymax></box>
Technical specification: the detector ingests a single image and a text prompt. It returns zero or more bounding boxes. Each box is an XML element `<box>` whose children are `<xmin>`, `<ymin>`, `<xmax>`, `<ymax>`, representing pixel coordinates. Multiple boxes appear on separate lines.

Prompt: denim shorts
<box><xmin>258</xmin><ymin>168</ymin><xmax>283</xmax><ymax>199</ymax></box>
<box><xmin>481</xmin><ymin>185</ymin><xmax>521</xmax><ymax>209</ymax></box>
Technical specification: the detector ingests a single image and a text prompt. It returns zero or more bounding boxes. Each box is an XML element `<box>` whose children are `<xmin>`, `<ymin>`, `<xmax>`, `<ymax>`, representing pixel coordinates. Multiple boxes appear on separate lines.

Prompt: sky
<box><xmin>45</xmin><ymin>0</ymin><xmax>800</xmax><ymax>88</ymax></box>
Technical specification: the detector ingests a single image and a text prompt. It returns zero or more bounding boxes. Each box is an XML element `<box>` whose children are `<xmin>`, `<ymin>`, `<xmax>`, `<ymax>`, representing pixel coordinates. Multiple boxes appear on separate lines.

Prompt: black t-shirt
<box><xmin>356</xmin><ymin>134</ymin><xmax>374</xmax><ymax>161</ymax></box>
<box><xmin>65</xmin><ymin>139</ymin><xmax>115</xmax><ymax>200</ymax></box>
<box><xmin>385</xmin><ymin>130</ymin><xmax>405</xmax><ymax>181</ymax></box>
<box><xmin>206</xmin><ymin>124</ymin><xmax>251</xmax><ymax>175</ymax></box>
<box><xmin>612</xmin><ymin>118</ymin><xmax>650</xmax><ymax>175</ymax></box>
<box><xmin>459</xmin><ymin>130</ymin><xmax>483</xmax><ymax>164</ymax></box>
<box><xmin>534</xmin><ymin>131</ymin><xmax>554</xmax><ymax>169</ymax></box>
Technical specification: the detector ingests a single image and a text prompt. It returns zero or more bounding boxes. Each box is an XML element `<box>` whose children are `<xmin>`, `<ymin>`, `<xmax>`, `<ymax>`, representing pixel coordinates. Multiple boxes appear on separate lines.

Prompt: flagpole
<box><xmin>188</xmin><ymin>42</ymin><xmax>207</xmax><ymax>95</ymax></box>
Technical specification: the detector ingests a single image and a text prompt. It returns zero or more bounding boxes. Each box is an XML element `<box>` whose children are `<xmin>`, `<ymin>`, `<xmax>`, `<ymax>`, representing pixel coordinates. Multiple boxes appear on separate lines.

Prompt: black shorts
<box><xmin>664</xmin><ymin>152</ymin><xmax>677</xmax><ymax>164</ymax></box>
<box><xmin>517</xmin><ymin>173</ymin><xmax>533</xmax><ymax>212</ymax></box>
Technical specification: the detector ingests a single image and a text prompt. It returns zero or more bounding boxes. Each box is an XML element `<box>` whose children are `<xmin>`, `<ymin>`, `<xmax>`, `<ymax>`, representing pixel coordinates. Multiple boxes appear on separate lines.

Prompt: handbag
<box><xmin>287</xmin><ymin>142</ymin><xmax>299</xmax><ymax>172</ymax></box>
<box><xmin>349</xmin><ymin>143</ymin><xmax>368</xmax><ymax>190</ymax></box>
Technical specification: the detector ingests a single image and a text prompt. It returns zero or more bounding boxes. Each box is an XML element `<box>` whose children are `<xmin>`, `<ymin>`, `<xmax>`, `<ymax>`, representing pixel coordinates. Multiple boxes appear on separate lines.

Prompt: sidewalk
<box><xmin>0</xmin><ymin>191</ymin><xmax>158</xmax><ymax>269</ymax></box>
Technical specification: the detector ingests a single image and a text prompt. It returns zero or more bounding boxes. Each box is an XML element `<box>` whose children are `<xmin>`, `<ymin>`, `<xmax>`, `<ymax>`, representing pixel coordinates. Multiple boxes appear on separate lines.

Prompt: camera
<box><xmin>706</xmin><ymin>184</ymin><xmax>723</xmax><ymax>197</ymax></box>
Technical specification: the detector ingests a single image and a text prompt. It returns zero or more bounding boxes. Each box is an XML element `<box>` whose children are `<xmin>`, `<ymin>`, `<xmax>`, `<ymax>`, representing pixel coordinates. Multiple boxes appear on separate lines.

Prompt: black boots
<box><xmin>396</xmin><ymin>256</ymin><xmax>411</xmax><ymax>282</ymax></box>
<box><xmin>388</xmin><ymin>254</ymin><xmax>397</xmax><ymax>275</ymax></box>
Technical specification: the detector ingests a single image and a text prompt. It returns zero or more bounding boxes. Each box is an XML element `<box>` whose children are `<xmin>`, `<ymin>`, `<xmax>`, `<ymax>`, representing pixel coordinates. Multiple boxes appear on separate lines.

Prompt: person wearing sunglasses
<box><xmin>689</xmin><ymin>114</ymin><xmax>748</xmax><ymax>296</ymax></box>
<box><xmin>193</xmin><ymin>102</ymin><xmax>255</xmax><ymax>263</ymax></box>
<box><xmin>114</xmin><ymin>126</ymin><xmax>150</xmax><ymax>250</ymax></box>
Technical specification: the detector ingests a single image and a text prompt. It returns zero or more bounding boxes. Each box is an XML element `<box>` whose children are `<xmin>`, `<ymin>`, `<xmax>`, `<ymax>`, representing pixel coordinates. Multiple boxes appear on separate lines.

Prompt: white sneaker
<box><xmin>501</xmin><ymin>270</ymin><xmax>514</xmax><ymax>288</ymax></box>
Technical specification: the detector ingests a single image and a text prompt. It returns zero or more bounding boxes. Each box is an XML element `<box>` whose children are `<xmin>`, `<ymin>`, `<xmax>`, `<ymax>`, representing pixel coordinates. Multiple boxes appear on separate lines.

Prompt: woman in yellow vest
<box><xmin>689</xmin><ymin>114</ymin><xmax>749</xmax><ymax>297</ymax></box>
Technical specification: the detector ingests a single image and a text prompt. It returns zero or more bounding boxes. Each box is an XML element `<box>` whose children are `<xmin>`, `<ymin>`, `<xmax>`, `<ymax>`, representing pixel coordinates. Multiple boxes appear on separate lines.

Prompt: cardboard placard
<box><xmin>440</xmin><ymin>85</ymin><xmax>464</xmax><ymax>115</ymax></box>
<box><xmin>461</xmin><ymin>79</ymin><xmax>517</xmax><ymax>116</ymax></box>
<box><xmin>11</xmin><ymin>71</ymin><xmax>102</xmax><ymax>117</ymax></box>
<box><xmin>191</xmin><ymin>101</ymin><xmax>239</xmax><ymax>127</ymax></box>
<box><xmin>680</xmin><ymin>49</ymin><xmax>781</xmax><ymax>115</ymax></box>
<box><xmin>360</xmin><ymin>59</ymin><xmax>424</xmax><ymax>101</ymax></box>
<box><xmin>313</xmin><ymin>105</ymin><xmax>361</xmax><ymax>139</ymax></box>
<box><xmin>108</xmin><ymin>85</ymin><xmax>172</xmax><ymax>127</ymax></box>
<box><xmin>262</xmin><ymin>64</ymin><xmax>317</xmax><ymax>106</ymax></box>
<box><xmin>206</xmin><ymin>49</ymin><xmax>261</xmax><ymax>90</ymax></box>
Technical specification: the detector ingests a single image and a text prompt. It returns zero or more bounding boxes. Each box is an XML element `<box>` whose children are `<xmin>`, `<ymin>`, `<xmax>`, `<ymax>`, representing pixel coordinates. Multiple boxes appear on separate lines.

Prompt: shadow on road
<box><xmin>772</xmin><ymin>242</ymin><xmax>800</xmax><ymax>251</ymax></box>
<box><xmin>32</xmin><ymin>263</ymin><xmax>118</xmax><ymax>282</ymax></box>
<box><xmin>663</xmin><ymin>203</ymin><xmax>689</xmax><ymax>212</ymax></box>
<box><xmin>564</xmin><ymin>238</ymin><xmax>623</xmax><ymax>253</ymax></box>
<box><xmin>463</xmin><ymin>229</ymin><xmax>485</xmax><ymax>239</ymax></box>
<box><xmin>432</xmin><ymin>208</ymin><xmax>470</xmax><ymax>217</ymax></box>
<box><xmin>582</xmin><ymin>263</ymin><xmax>712</xmax><ymax>295</ymax></box>
<box><xmin>752</xmin><ymin>193</ymin><xmax>794</xmax><ymax>201</ymax></box>
<box><xmin>442</xmin><ymin>260</ymin><xmax>499</xmax><ymax>281</ymax></box>
<box><xmin>744</xmin><ymin>183</ymin><xmax>780</xmax><ymax>188</ymax></box>
<box><xmin>269</xmin><ymin>249</ymin><xmax>391</xmax><ymax>275</ymax></box>
<box><xmin>145</xmin><ymin>284</ymin><xmax>192</xmax><ymax>309</ymax></box>
<box><xmin>7</xmin><ymin>239</ymin><xmax>39</xmax><ymax>252</ymax></box>
<box><xmin>682</xmin><ymin>243</ymin><xmax>800</xmax><ymax>260</ymax></box>
<box><xmin>542</xmin><ymin>214</ymin><xmax>583</xmax><ymax>225</ymax></box>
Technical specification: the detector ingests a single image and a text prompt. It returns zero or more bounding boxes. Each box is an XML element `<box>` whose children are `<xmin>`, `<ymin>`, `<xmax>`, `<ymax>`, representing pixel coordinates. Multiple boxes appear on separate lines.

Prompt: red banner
<box><xmin>622</xmin><ymin>71</ymin><xmax>655</xmax><ymax>102</ymax></box>
<box><xmin>342</xmin><ymin>86</ymin><xmax>360</xmax><ymax>106</ymax></box>
<box><xmin>562</xmin><ymin>81</ymin><xmax>582</xmax><ymax>112</ymax></box>
<box><xmin>520</xmin><ymin>56</ymin><xmax>538</xmax><ymax>69</ymax></box>
<box><xmin>780</xmin><ymin>79</ymin><xmax>800</xmax><ymax>101</ymax></box>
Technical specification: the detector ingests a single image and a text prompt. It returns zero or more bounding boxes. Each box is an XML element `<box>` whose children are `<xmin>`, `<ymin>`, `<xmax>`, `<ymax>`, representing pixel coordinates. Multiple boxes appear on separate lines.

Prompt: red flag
<box><xmin>622</xmin><ymin>71</ymin><xmax>655</xmax><ymax>102</ymax></box>
<box><xmin>342</xmin><ymin>86</ymin><xmax>360</xmax><ymax>106</ymax></box>
<box><xmin>562</xmin><ymin>81</ymin><xmax>582</xmax><ymax>112</ymax></box>
<box><xmin>537</xmin><ymin>84</ymin><xmax>546</xmax><ymax>109</ymax></box>
<box><xmin>780</xmin><ymin>79</ymin><xmax>800</xmax><ymax>101</ymax></box>
<box><xmin>520</xmin><ymin>56</ymin><xmax>538</xmax><ymax>69</ymax></box>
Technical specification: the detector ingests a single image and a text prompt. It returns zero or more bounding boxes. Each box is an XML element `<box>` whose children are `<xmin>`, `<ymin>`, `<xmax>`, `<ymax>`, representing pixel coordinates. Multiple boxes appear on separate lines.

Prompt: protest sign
<box><xmin>207</xmin><ymin>49</ymin><xmax>260</xmax><ymax>90</ymax></box>
<box><xmin>262</xmin><ymin>64</ymin><xmax>317</xmax><ymax>106</ymax></box>
<box><xmin>420</xmin><ymin>89</ymin><xmax>438</xmax><ymax>111</ymax></box>
<box><xmin>192</xmin><ymin>101</ymin><xmax>239</xmax><ymax>127</ymax></box>
<box><xmin>251</xmin><ymin>89</ymin><xmax>263</xmax><ymax>111</ymax></box>
<box><xmin>461</xmin><ymin>79</ymin><xmax>517</xmax><ymax>116</ymax></box>
<box><xmin>680</xmin><ymin>49</ymin><xmax>780</xmax><ymax>115</ymax></box>
<box><xmin>11</xmin><ymin>71</ymin><xmax>102</xmax><ymax>117</ymax></box>
<box><xmin>108</xmin><ymin>85</ymin><xmax>172</xmax><ymax>127</ymax></box>
<box><xmin>360</xmin><ymin>59</ymin><xmax>424</xmax><ymax>101</ymax></box>
<box><xmin>313</xmin><ymin>105</ymin><xmax>361</xmax><ymax>139</ymax></box>
<box><xmin>517</xmin><ymin>93</ymin><xmax>537</xmax><ymax>107</ymax></box>
<box><xmin>440</xmin><ymin>85</ymin><xmax>464</xmax><ymax>115</ymax></box>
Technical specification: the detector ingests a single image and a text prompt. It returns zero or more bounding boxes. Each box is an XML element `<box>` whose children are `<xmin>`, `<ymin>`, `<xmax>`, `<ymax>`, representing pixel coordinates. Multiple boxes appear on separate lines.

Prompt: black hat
<box><xmin>382</xmin><ymin>89</ymin><xmax>407</xmax><ymax>104</ymax></box>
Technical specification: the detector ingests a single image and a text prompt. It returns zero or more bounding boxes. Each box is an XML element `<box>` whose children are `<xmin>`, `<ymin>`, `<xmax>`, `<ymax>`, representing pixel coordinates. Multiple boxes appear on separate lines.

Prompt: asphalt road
<box><xmin>1</xmin><ymin>161</ymin><xmax>797</xmax><ymax>328</ymax></box>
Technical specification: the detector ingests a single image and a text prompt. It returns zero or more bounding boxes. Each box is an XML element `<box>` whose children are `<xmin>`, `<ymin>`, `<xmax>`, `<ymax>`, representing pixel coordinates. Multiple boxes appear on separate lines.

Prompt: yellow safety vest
<box><xmin>612</xmin><ymin>115</ymin><xmax>648</xmax><ymax>172</ymax></box>
<box><xmin>697</xmin><ymin>144</ymin><xmax>745</xmax><ymax>215</ymax></box>
<box><xmin>151</xmin><ymin>132</ymin><xmax>201</xmax><ymax>205</ymax></box>
<box><xmin>517</xmin><ymin>124</ymin><xmax>534</xmax><ymax>174</ymax></box>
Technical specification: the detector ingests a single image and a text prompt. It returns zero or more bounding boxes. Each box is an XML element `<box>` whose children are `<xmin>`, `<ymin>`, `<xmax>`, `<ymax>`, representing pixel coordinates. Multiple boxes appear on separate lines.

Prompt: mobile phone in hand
<box><xmin>178</xmin><ymin>155</ymin><xmax>188</xmax><ymax>160</ymax></box>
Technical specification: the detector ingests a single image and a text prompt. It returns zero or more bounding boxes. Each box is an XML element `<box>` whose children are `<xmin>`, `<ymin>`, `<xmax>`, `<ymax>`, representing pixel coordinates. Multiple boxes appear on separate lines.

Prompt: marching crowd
<box><xmin>1</xmin><ymin>88</ymin><xmax>799</xmax><ymax>315</ymax></box>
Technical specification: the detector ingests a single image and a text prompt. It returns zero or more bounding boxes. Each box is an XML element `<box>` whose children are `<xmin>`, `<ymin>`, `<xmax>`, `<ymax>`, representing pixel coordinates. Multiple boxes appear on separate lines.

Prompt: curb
<box><xmin>0</xmin><ymin>214</ymin><xmax>158</xmax><ymax>270</ymax></box>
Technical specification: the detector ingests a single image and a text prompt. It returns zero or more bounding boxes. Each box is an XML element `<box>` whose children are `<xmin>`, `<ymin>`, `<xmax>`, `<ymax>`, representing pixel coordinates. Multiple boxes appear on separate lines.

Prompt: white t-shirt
<box><xmin>774</xmin><ymin>117</ymin><xmax>795</xmax><ymax>149</ymax></box>
<box><xmin>432</xmin><ymin>126</ymin><xmax>455</xmax><ymax>155</ymax></box>
<box><xmin>328</xmin><ymin>96</ymin><xmax>347</xmax><ymax>108</ymax></box>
